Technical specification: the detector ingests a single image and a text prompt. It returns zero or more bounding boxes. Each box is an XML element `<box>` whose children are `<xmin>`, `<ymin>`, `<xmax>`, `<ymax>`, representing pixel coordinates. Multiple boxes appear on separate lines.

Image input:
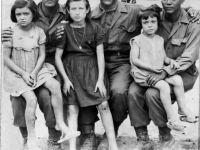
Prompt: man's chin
<box><xmin>44</xmin><ymin>2</ymin><xmax>57</xmax><ymax>8</ymax></box>
<box><xmin>101</xmin><ymin>0</ymin><xmax>117</xmax><ymax>6</ymax></box>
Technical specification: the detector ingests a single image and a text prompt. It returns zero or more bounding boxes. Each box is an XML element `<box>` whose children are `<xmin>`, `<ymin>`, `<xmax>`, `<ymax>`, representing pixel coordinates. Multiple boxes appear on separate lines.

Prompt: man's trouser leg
<box><xmin>35</xmin><ymin>86</ymin><xmax>61</xmax><ymax>142</ymax></box>
<box><xmin>10</xmin><ymin>96</ymin><xmax>27</xmax><ymax>139</ymax></box>
<box><xmin>128</xmin><ymin>71</ymin><xmax>198</xmax><ymax>149</ymax></box>
<box><xmin>78</xmin><ymin>106</ymin><xmax>99</xmax><ymax>134</ymax></box>
<box><xmin>128</xmin><ymin>81</ymin><xmax>169</xmax><ymax>150</ymax></box>
<box><xmin>63</xmin><ymin>104</ymin><xmax>99</xmax><ymax>134</ymax></box>
<box><xmin>106</xmin><ymin>61</ymin><xmax>132</xmax><ymax>131</ymax></box>
<box><xmin>10</xmin><ymin>86</ymin><xmax>61</xmax><ymax>143</ymax></box>
<box><xmin>97</xmin><ymin>58</ymin><xmax>132</xmax><ymax>150</ymax></box>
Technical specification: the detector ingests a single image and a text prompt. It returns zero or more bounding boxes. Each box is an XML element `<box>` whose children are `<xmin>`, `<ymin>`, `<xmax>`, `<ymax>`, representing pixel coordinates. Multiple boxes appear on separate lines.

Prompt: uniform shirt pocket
<box><xmin>171</xmin><ymin>37</ymin><xmax>188</xmax><ymax>46</ymax></box>
<box><xmin>118</xmin><ymin>23</ymin><xmax>138</xmax><ymax>45</ymax></box>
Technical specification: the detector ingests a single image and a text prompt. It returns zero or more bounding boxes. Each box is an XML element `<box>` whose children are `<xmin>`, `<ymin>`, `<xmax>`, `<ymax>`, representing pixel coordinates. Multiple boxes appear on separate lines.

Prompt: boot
<box><xmin>80</xmin><ymin>131</ymin><xmax>96</xmax><ymax>150</ymax></box>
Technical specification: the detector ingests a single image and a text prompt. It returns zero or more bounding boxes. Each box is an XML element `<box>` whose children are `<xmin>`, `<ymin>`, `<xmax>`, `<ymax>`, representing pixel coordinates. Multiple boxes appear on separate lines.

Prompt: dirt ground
<box><xmin>1</xmin><ymin>0</ymin><xmax>200</xmax><ymax>150</ymax></box>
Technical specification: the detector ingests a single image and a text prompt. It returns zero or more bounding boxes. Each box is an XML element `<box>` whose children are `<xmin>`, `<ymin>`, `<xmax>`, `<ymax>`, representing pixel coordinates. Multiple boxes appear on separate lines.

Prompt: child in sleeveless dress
<box><xmin>55</xmin><ymin>0</ymin><xmax>118</xmax><ymax>149</ymax></box>
<box><xmin>3</xmin><ymin>0</ymin><xmax>80</xmax><ymax>149</ymax></box>
<box><xmin>129</xmin><ymin>9</ymin><xmax>198</xmax><ymax>132</ymax></box>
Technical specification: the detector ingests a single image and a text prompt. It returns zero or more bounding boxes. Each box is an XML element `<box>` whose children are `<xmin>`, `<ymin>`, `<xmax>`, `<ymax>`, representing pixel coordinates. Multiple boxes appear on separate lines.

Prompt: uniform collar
<box><xmin>37</xmin><ymin>2</ymin><xmax>65</xmax><ymax>22</ymax></box>
<box><xmin>160</xmin><ymin>9</ymin><xmax>189</xmax><ymax>24</ymax></box>
<box><xmin>91</xmin><ymin>1</ymin><xmax>128</xmax><ymax>19</ymax></box>
<box><xmin>160</xmin><ymin>9</ymin><xmax>189</xmax><ymax>38</ymax></box>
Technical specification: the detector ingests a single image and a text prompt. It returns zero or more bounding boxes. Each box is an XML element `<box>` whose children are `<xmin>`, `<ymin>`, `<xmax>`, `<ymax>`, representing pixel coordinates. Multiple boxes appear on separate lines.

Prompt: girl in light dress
<box><xmin>130</xmin><ymin>9</ymin><xmax>198</xmax><ymax>132</ymax></box>
<box><xmin>3</xmin><ymin>0</ymin><xmax>80</xmax><ymax>150</ymax></box>
<box><xmin>55</xmin><ymin>0</ymin><xmax>118</xmax><ymax>150</ymax></box>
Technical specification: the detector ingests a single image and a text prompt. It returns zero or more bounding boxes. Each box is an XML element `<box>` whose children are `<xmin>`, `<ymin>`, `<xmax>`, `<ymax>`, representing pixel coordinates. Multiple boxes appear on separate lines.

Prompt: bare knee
<box><xmin>25</xmin><ymin>96</ymin><xmax>37</xmax><ymax>120</ymax></box>
<box><xmin>46</xmin><ymin>79</ymin><xmax>61</xmax><ymax>93</ymax></box>
<box><xmin>97</xmin><ymin>101</ymin><xmax>110</xmax><ymax>111</ymax></box>
<box><xmin>26</xmin><ymin>96</ymin><xmax>37</xmax><ymax>108</ymax></box>
<box><xmin>157</xmin><ymin>80</ymin><xmax>170</xmax><ymax>93</ymax></box>
<box><xmin>171</xmin><ymin>75</ymin><xmax>183</xmax><ymax>87</ymax></box>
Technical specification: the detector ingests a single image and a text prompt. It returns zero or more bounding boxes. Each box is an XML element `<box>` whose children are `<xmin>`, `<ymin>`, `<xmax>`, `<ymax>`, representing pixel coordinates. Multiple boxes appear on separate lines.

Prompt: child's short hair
<box><xmin>137</xmin><ymin>8</ymin><xmax>162</xmax><ymax>28</ymax></box>
<box><xmin>11</xmin><ymin>0</ymin><xmax>40</xmax><ymax>23</ymax></box>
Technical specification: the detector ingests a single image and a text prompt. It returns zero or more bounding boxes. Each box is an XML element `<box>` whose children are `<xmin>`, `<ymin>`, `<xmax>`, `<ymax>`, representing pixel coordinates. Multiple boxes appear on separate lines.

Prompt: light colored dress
<box><xmin>130</xmin><ymin>33</ymin><xmax>165</xmax><ymax>86</ymax></box>
<box><xmin>3</xmin><ymin>24</ymin><xmax>57</xmax><ymax>96</ymax></box>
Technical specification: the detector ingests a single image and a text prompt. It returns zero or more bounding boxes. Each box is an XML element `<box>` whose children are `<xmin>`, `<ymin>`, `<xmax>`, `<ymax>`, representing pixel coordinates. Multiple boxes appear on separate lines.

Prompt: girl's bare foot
<box><xmin>27</xmin><ymin>138</ymin><xmax>42</xmax><ymax>150</ymax></box>
<box><xmin>167</xmin><ymin>120</ymin><xmax>186</xmax><ymax>132</ymax></box>
<box><xmin>58</xmin><ymin>130</ymin><xmax>81</xmax><ymax>143</ymax></box>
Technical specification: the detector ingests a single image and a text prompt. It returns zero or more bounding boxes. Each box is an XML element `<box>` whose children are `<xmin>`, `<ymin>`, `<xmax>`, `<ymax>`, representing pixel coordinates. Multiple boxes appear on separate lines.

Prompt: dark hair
<box><xmin>65</xmin><ymin>0</ymin><xmax>92</xmax><ymax>24</ymax></box>
<box><xmin>137</xmin><ymin>10</ymin><xmax>161</xmax><ymax>29</ymax></box>
<box><xmin>11</xmin><ymin>0</ymin><xmax>40</xmax><ymax>23</ymax></box>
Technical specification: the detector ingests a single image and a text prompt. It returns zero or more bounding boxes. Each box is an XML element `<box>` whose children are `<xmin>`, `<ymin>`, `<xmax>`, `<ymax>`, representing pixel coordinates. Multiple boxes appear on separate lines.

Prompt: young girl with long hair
<box><xmin>3</xmin><ymin>0</ymin><xmax>80</xmax><ymax>149</ymax></box>
<box><xmin>55</xmin><ymin>0</ymin><xmax>118</xmax><ymax>149</ymax></box>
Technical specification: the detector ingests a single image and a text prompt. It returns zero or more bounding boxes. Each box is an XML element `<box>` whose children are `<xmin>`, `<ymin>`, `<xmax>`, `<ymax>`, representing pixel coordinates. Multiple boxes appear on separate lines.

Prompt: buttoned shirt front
<box><xmin>35</xmin><ymin>2</ymin><xmax>66</xmax><ymax>64</ymax></box>
<box><xmin>91</xmin><ymin>1</ymin><xmax>141</xmax><ymax>53</ymax></box>
<box><xmin>156</xmin><ymin>9</ymin><xmax>200</xmax><ymax>77</ymax></box>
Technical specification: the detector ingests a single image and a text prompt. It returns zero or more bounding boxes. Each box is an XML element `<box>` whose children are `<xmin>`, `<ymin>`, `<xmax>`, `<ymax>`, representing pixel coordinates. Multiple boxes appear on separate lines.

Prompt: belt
<box><xmin>105</xmin><ymin>51</ymin><xmax>129</xmax><ymax>56</ymax></box>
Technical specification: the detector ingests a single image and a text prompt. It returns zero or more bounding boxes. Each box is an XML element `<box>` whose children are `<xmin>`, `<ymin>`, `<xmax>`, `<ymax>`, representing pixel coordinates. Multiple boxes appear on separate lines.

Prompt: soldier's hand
<box><xmin>56</xmin><ymin>26</ymin><xmax>65</xmax><ymax>40</ymax></box>
<box><xmin>1</xmin><ymin>27</ymin><xmax>13</xmax><ymax>42</ymax></box>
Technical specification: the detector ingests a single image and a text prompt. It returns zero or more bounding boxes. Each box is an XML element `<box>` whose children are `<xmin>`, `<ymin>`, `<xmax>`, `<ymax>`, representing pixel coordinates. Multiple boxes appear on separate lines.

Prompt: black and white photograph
<box><xmin>1</xmin><ymin>0</ymin><xmax>200</xmax><ymax>149</ymax></box>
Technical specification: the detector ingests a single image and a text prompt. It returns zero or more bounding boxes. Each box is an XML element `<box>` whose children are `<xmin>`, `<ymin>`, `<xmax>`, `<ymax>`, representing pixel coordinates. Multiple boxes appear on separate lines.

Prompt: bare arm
<box><xmin>55</xmin><ymin>48</ymin><xmax>74</xmax><ymax>96</ymax></box>
<box><xmin>130</xmin><ymin>40</ymin><xmax>162</xmax><ymax>73</ymax></box>
<box><xmin>95</xmin><ymin>44</ymin><xmax>107</xmax><ymax>97</ymax></box>
<box><xmin>3</xmin><ymin>47</ymin><xmax>25</xmax><ymax>76</ymax></box>
<box><xmin>55</xmin><ymin>48</ymin><xmax>70</xmax><ymax>81</ymax></box>
<box><xmin>164</xmin><ymin>50</ymin><xmax>171</xmax><ymax>65</ymax></box>
<box><xmin>3</xmin><ymin>46</ymin><xmax>33</xmax><ymax>86</ymax></box>
<box><xmin>96</xmin><ymin>44</ymin><xmax>105</xmax><ymax>81</ymax></box>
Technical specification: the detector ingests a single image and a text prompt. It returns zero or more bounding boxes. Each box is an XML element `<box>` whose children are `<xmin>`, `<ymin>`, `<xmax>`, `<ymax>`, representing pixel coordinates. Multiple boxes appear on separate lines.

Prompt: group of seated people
<box><xmin>2</xmin><ymin>0</ymin><xmax>200</xmax><ymax>150</ymax></box>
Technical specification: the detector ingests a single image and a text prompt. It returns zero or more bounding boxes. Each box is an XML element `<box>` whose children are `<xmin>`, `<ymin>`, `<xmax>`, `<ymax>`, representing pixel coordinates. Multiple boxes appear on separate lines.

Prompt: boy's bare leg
<box><xmin>22</xmin><ymin>91</ymin><xmax>41</xmax><ymax>150</ymax></box>
<box><xmin>67</xmin><ymin>105</ymin><xmax>79</xmax><ymax>150</ymax></box>
<box><xmin>97</xmin><ymin>101</ymin><xmax>119</xmax><ymax>150</ymax></box>
<box><xmin>44</xmin><ymin>78</ymin><xmax>80</xmax><ymax>142</ymax></box>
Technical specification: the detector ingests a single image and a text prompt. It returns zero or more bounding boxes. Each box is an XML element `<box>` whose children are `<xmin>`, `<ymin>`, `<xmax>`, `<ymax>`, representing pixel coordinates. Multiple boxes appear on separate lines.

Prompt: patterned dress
<box><xmin>3</xmin><ymin>24</ymin><xmax>57</xmax><ymax>96</ymax></box>
<box><xmin>130</xmin><ymin>33</ymin><xmax>165</xmax><ymax>86</ymax></box>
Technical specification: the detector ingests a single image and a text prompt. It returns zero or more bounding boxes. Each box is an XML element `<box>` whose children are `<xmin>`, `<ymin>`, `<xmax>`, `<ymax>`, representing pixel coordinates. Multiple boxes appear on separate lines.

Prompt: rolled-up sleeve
<box><xmin>163</xmin><ymin>23</ymin><xmax>200</xmax><ymax>75</ymax></box>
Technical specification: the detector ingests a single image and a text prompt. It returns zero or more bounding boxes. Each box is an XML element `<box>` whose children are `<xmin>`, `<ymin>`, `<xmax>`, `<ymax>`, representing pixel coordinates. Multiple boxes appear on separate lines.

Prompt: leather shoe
<box><xmin>97</xmin><ymin>133</ymin><xmax>109</xmax><ymax>150</ymax></box>
<box><xmin>80</xmin><ymin>131</ymin><xmax>96</xmax><ymax>150</ymax></box>
<box><xmin>22</xmin><ymin>138</ymin><xmax>28</xmax><ymax>150</ymax></box>
<box><xmin>159</xmin><ymin>134</ymin><xmax>182</xmax><ymax>150</ymax></box>
<box><xmin>97</xmin><ymin>130</ymin><xmax>118</xmax><ymax>150</ymax></box>
<box><xmin>133</xmin><ymin>132</ymin><xmax>157</xmax><ymax>150</ymax></box>
<box><xmin>47</xmin><ymin>140</ymin><xmax>62</xmax><ymax>150</ymax></box>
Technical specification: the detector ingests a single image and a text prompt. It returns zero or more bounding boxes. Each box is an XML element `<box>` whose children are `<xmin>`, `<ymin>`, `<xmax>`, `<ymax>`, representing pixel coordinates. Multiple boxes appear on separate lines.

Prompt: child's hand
<box><xmin>63</xmin><ymin>79</ymin><xmax>74</xmax><ymax>96</ymax></box>
<box><xmin>170</xmin><ymin>59</ymin><xmax>180</xmax><ymax>69</ymax></box>
<box><xmin>150</xmin><ymin>67</ymin><xmax>163</xmax><ymax>73</ymax></box>
<box><xmin>94</xmin><ymin>80</ymin><xmax>107</xmax><ymax>97</ymax></box>
<box><xmin>22</xmin><ymin>72</ymin><xmax>34</xmax><ymax>86</ymax></box>
<box><xmin>30</xmin><ymin>72</ymin><xmax>37</xmax><ymax>87</ymax></box>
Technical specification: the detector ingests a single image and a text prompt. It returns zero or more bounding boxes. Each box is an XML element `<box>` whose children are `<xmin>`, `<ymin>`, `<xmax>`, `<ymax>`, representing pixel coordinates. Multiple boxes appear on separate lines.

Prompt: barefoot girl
<box><xmin>130</xmin><ymin>9</ymin><xmax>198</xmax><ymax>132</ymax></box>
<box><xmin>55</xmin><ymin>0</ymin><xmax>118</xmax><ymax>149</ymax></box>
<box><xmin>3</xmin><ymin>0</ymin><xmax>80</xmax><ymax>149</ymax></box>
